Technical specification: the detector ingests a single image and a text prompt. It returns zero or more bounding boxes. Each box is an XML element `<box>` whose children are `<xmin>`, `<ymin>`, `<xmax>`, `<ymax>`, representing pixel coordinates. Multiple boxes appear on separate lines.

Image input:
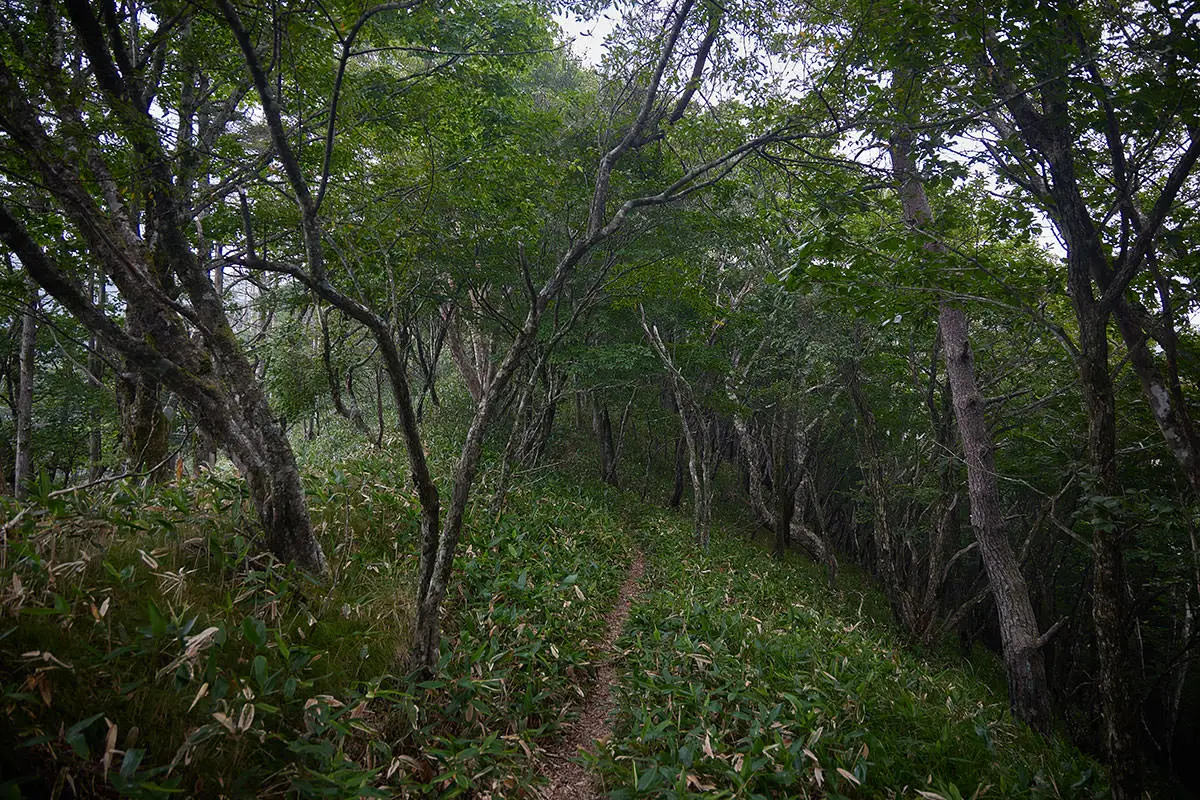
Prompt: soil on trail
<box><xmin>539</xmin><ymin>549</ymin><xmax>646</xmax><ymax>800</ymax></box>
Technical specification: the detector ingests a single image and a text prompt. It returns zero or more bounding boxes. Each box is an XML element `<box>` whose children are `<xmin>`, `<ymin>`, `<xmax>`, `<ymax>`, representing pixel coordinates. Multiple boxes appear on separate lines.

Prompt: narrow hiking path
<box><xmin>540</xmin><ymin>547</ymin><xmax>646</xmax><ymax>799</ymax></box>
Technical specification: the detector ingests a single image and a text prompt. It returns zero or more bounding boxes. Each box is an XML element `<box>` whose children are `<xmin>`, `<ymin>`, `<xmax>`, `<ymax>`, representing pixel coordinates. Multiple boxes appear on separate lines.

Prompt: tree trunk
<box><xmin>116</xmin><ymin>305</ymin><xmax>170</xmax><ymax>481</ymax></box>
<box><xmin>443</xmin><ymin>299</ymin><xmax>495</xmax><ymax>407</ymax></box>
<box><xmin>0</xmin><ymin>435</ymin><xmax>9</xmax><ymax>496</ymax></box>
<box><xmin>593</xmin><ymin>400</ymin><xmax>619</xmax><ymax>486</ymax></box>
<box><xmin>890</xmin><ymin>126</ymin><xmax>1052</xmax><ymax>731</ymax></box>
<box><xmin>735</xmin><ymin>416</ymin><xmax>772</xmax><ymax>530</ymax></box>
<box><xmin>319</xmin><ymin>303</ymin><xmax>368</xmax><ymax>434</ymax></box>
<box><xmin>14</xmin><ymin>281</ymin><xmax>37</xmax><ymax>499</ymax></box>
<box><xmin>0</xmin><ymin>207</ymin><xmax>328</xmax><ymax>580</ymax></box>
<box><xmin>1079</xmin><ymin>313</ymin><xmax>1141</xmax><ymax>797</ymax></box>
<box><xmin>669</xmin><ymin>434</ymin><xmax>686</xmax><ymax>509</ymax></box>
<box><xmin>941</xmin><ymin>305</ymin><xmax>1052</xmax><ymax>731</ymax></box>
<box><xmin>87</xmin><ymin>276</ymin><xmax>106</xmax><ymax>480</ymax></box>
<box><xmin>1112</xmin><ymin>299</ymin><xmax>1200</xmax><ymax>498</ymax></box>
<box><xmin>772</xmin><ymin>418</ymin><xmax>793</xmax><ymax>559</ymax></box>
<box><xmin>117</xmin><ymin>372</ymin><xmax>169</xmax><ymax>477</ymax></box>
<box><xmin>0</xmin><ymin>2</ymin><xmax>330</xmax><ymax>575</ymax></box>
<box><xmin>677</xmin><ymin>392</ymin><xmax>716</xmax><ymax>549</ymax></box>
<box><xmin>845</xmin><ymin>361</ymin><xmax>909</xmax><ymax>622</ymax></box>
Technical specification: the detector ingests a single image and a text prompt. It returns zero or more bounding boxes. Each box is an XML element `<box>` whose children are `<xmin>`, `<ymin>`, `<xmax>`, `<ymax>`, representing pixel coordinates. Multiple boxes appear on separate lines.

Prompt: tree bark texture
<box><xmin>87</xmin><ymin>275</ymin><xmax>106</xmax><ymax>480</ymax></box>
<box><xmin>319</xmin><ymin>303</ymin><xmax>369</xmax><ymax>434</ymax></box>
<box><xmin>117</xmin><ymin>302</ymin><xmax>170</xmax><ymax>481</ymax></box>
<box><xmin>941</xmin><ymin>306</ymin><xmax>1052</xmax><ymax>731</ymax></box>
<box><xmin>443</xmin><ymin>298</ymin><xmax>496</xmax><ymax>407</ymax></box>
<box><xmin>669</xmin><ymin>435</ymin><xmax>686</xmax><ymax>509</ymax></box>
<box><xmin>1112</xmin><ymin>299</ymin><xmax>1200</xmax><ymax>499</ymax></box>
<box><xmin>643</xmin><ymin>318</ymin><xmax>717</xmax><ymax>548</ymax></box>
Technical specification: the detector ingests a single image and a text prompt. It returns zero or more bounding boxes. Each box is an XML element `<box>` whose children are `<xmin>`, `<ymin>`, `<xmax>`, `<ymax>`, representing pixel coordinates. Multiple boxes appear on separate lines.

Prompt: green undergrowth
<box><xmin>0</xmin><ymin>454</ymin><xmax>635</xmax><ymax>798</ymax></box>
<box><xmin>591</xmin><ymin>511</ymin><xmax>1105</xmax><ymax>799</ymax></box>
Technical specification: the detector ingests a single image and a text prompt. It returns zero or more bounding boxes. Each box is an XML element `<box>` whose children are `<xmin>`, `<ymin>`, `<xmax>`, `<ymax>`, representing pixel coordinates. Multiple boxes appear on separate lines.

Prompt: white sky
<box><xmin>553</xmin><ymin>9</ymin><xmax>615</xmax><ymax>66</ymax></box>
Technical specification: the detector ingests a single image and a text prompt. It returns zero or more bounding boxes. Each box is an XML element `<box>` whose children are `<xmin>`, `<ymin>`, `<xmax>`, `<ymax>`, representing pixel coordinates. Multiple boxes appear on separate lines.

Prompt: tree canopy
<box><xmin>2</xmin><ymin>0</ymin><xmax>1200</xmax><ymax>796</ymax></box>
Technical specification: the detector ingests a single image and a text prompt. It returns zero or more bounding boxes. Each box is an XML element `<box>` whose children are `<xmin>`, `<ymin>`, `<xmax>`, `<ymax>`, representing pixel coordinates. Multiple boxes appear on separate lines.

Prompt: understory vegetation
<box><xmin>3</xmin><ymin>0</ymin><xmax>1199</xmax><ymax>796</ymax></box>
<box><xmin>2</xmin><ymin>416</ymin><xmax>1103</xmax><ymax>798</ymax></box>
<box><xmin>597</xmin><ymin>520</ymin><xmax>1101</xmax><ymax>798</ymax></box>
<box><xmin>0</xmin><ymin>425</ymin><xmax>635</xmax><ymax>797</ymax></box>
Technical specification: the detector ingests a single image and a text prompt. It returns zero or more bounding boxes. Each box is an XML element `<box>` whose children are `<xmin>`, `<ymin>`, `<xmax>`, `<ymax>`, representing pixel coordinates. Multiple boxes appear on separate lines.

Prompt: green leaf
<box><xmin>147</xmin><ymin>600</ymin><xmax>167</xmax><ymax>637</ymax></box>
<box><xmin>65</xmin><ymin>712</ymin><xmax>104</xmax><ymax>759</ymax></box>
<box><xmin>253</xmin><ymin>655</ymin><xmax>269</xmax><ymax>691</ymax></box>
<box><xmin>242</xmin><ymin>617</ymin><xmax>267</xmax><ymax>649</ymax></box>
<box><xmin>119</xmin><ymin>748</ymin><xmax>145</xmax><ymax>779</ymax></box>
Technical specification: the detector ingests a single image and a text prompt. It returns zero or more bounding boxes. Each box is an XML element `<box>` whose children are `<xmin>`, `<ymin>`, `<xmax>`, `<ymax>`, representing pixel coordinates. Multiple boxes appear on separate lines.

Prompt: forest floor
<box><xmin>540</xmin><ymin>549</ymin><xmax>645</xmax><ymax>799</ymax></box>
<box><xmin>0</xmin><ymin>457</ymin><xmax>1107</xmax><ymax>798</ymax></box>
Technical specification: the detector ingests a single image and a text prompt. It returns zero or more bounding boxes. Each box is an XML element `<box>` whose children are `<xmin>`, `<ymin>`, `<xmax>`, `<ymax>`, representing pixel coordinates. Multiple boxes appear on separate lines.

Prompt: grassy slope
<box><xmin>594</xmin><ymin>505</ymin><xmax>1104</xmax><ymax>799</ymax></box>
<box><xmin>1</xmin><ymin>441</ymin><xmax>1102</xmax><ymax>798</ymax></box>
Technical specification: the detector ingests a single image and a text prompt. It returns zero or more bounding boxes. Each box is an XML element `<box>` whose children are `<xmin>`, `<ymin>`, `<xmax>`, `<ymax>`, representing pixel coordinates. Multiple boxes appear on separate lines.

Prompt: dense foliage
<box><xmin>2</xmin><ymin>0</ymin><xmax>1199</xmax><ymax>796</ymax></box>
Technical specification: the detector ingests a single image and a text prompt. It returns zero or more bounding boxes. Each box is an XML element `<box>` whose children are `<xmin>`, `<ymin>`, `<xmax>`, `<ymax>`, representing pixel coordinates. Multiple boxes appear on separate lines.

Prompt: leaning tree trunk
<box><xmin>941</xmin><ymin>305</ymin><xmax>1052</xmax><ymax>731</ymax></box>
<box><xmin>643</xmin><ymin>317</ymin><xmax>716</xmax><ymax>549</ymax></box>
<box><xmin>891</xmin><ymin>126</ymin><xmax>1052</xmax><ymax>731</ymax></box>
<box><xmin>1112</xmin><ymin>299</ymin><xmax>1200</xmax><ymax>499</ymax></box>
<box><xmin>0</xmin><ymin>103</ymin><xmax>328</xmax><ymax>581</ymax></box>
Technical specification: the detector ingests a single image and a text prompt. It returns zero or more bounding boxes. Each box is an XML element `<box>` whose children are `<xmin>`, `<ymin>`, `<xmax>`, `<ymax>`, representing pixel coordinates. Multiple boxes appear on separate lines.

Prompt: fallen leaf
<box><xmin>188</xmin><ymin>682</ymin><xmax>209</xmax><ymax>712</ymax></box>
<box><xmin>837</xmin><ymin>767</ymin><xmax>861</xmax><ymax>786</ymax></box>
<box><xmin>237</xmin><ymin>703</ymin><xmax>255</xmax><ymax>733</ymax></box>
<box><xmin>102</xmin><ymin>719</ymin><xmax>118</xmax><ymax>775</ymax></box>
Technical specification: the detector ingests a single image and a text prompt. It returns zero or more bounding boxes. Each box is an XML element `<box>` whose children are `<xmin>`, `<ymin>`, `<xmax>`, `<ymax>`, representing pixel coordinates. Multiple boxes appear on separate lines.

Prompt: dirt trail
<box><xmin>539</xmin><ymin>549</ymin><xmax>646</xmax><ymax>800</ymax></box>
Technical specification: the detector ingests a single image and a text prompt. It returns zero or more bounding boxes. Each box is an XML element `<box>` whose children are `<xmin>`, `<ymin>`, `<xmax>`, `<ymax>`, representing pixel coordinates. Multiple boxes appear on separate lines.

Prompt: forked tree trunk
<box><xmin>642</xmin><ymin>317</ymin><xmax>717</xmax><ymax>548</ymax></box>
